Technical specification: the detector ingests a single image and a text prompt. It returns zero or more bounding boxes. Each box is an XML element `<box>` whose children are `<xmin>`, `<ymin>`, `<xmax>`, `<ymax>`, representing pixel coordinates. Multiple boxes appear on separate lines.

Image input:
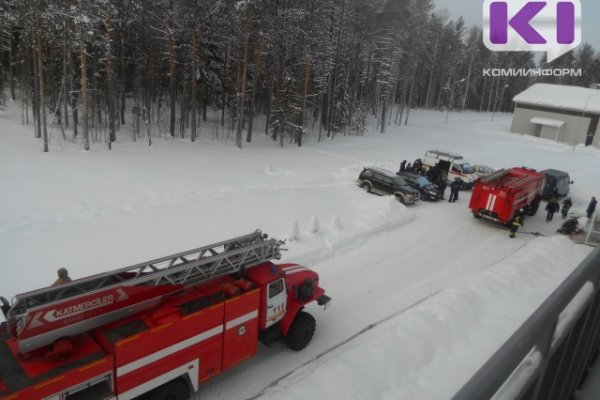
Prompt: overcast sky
<box><xmin>433</xmin><ymin>0</ymin><xmax>600</xmax><ymax>53</ymax></box>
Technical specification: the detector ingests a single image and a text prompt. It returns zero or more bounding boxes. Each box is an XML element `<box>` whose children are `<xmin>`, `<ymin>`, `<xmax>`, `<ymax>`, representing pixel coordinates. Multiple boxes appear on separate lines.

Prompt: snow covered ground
<box><xmin>1</xmin><ymin>102</ymin><xmax>599</xmax><ymax>399</ymax></box>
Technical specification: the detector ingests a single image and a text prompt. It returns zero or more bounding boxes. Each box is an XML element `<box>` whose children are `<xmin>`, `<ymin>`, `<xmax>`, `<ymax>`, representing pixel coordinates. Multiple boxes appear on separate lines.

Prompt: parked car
<box><xmin>540</xmin><ymin>169</ymin><xmax>572</xmax><ymax>199</ymax></box>
<box><xmin>397</xmin><ymin>172</ymin><xmax>442</xmax><ymax>201</ymax></box>
<box><xmin>472</xmin><ymin>165</ymin><xmax>496</xmax><ymax>178</ymax></box>
<box><xmin>357</xmin><ymin>167</ymin><xmax>420</xmax><ymax>204</ymax></box>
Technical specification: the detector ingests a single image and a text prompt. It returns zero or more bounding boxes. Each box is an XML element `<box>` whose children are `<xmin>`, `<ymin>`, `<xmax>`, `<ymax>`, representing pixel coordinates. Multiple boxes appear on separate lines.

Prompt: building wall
<box><xmin>511</xmin><ymin>106</ymin><xmax>595</xmax><ymax>145</ymax></box>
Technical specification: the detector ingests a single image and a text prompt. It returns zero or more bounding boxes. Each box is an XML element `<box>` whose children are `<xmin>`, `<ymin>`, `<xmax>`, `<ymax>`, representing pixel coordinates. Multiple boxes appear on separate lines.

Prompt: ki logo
<box><xmin>483</xmin><ymin>0</ymin><xmax>581</xmax><ymax>62</ymax></box>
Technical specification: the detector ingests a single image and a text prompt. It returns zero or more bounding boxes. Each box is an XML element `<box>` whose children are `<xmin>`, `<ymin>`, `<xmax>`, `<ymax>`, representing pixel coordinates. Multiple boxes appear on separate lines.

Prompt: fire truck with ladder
<box><xmin>469</xmin><ymin>167</ymin><xmax>545</xmax><ymax>225</ymax></box>
<box><xmin>0</xmin><ymin>230</ymin><xmax>331</xmax><ymax>400</ymax></box>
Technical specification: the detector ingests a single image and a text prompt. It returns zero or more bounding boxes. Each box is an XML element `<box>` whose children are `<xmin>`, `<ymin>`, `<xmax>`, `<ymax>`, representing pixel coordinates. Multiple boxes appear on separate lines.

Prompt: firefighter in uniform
<box><xmin>52</xmin><ymin>267</ymin><xmax>72</xmax><ymax>286</ymax></box>
<box><xmin>509</xmin><ymin>210</ymin><xmax>524</xmax><ymax>238</ymax></box>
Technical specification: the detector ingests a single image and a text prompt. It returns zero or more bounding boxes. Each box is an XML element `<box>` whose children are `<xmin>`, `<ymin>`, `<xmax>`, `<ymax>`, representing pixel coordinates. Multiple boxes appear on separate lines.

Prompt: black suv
<box><xmin>397</xmin><ymin>172</ymin><xmax>442</xmax><ymax>201</ymax></box>
<box><xmin>357</xmin><ymin>167</ymin><xmax>420</xmax><ymax>204</ymax></box>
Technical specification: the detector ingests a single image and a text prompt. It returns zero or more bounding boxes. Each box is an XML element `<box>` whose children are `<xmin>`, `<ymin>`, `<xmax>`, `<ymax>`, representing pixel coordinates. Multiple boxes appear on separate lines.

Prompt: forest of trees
<box><xmin>1</xmin><ymin>0</ymin><xmax>599</xmax><ymax>152</ymax></box>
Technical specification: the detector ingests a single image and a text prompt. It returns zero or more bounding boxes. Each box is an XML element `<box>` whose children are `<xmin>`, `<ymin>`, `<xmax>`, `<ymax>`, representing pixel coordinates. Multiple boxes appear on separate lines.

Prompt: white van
<box><xmin>422</xmin><ymin>149</ymin><xmax>478</xmax><ymax>189</ymax></box>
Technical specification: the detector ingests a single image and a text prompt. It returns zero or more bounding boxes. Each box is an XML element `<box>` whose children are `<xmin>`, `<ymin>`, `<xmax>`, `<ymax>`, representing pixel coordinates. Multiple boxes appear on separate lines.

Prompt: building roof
<box><xmin>513</xmin><ymin>84</ymin><xmax>600</xmax><ymax>114</ymax></box>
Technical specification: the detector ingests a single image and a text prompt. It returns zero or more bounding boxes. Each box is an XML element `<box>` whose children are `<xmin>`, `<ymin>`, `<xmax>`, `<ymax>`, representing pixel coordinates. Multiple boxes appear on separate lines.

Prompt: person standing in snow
<box><xmin>509</xmin><ymin>211</ymin><xmax>524</xmax><ymax>238</ymax></box>
<box><xmin>399</xmin><ymin>160</ymin><xmax>407</xmax><ymax>173</ymax></box>
<box><xmin>545</xmin><ymin>198</ymin><xmax>560</xmax><ymax>222</ymax></box>
<box><xmin>561</xmin><ymin>197</ymin><xmax>572</xmax><ymax>219</ymax></box>
<box><xmin>448</xmin><ymin>179</ymin><xmax>461</xmax><ymax>203</ymax></box>
<box><xmin>587</xmin><ymin>197</ymin><xmax>597</xmax><ymax>219</ymax></box>
<box><xmin>436</xmin><ymin>176</ymin><xmax>447</xmax><ymax>200</ymax></box>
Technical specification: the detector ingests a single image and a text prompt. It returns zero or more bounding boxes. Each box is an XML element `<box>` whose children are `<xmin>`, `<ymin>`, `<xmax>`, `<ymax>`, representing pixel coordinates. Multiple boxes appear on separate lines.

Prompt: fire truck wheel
<box><xmin>362</xmin><ymin>182</ymin><xmax>372</xmax><ymax>193</ymax></box>
<box><xmin>145</xmin><ymin>378</ymin><xmax>190</xmax><ymax>400</ymax></box>
<box><xmin>528</xmin><ymin>200</ymin><xmax>540</xmax><ymax>216</ymax></box>
<box><xmin>285</xmin><ymin>311</ymin><xmax>316</xmax><ymax>351</ymax></box>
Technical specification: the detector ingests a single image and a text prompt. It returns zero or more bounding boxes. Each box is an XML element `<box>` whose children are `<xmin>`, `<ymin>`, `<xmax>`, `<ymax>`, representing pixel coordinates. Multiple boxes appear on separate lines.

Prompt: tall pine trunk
<box><xmin>168</xmin><ymin>0</ymin><xmax>176</xmax><ymax>137</ymax></box>
<box><xmin>190</xmin><ymin>15</ymin><xmax>198</xmax><ymax>142</ymax></box>
<box><xmin>79</xmin><ymin>1</ymin><xmax>90</xmax><ymax>151</ymax></box>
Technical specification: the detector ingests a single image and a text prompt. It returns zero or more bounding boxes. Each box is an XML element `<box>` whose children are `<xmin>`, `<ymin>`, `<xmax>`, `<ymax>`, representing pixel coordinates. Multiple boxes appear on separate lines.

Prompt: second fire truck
<box><xmin>469</xmin><ymin>167</ymin><xmax>545</xmax><ymax>225</ymax></box>
<box><xmin>0</xmin><ymin>230</ymin><xmax>331</xmax><ymax>400</ymax></box>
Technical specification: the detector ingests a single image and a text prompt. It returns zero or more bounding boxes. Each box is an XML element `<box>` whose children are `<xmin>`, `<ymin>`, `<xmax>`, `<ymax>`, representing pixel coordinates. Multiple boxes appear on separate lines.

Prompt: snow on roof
<box><xmin>514</xmin><ymin>84</ymin><xmax>600</xmax><ymax>114</ymax></box>
<box><xmin>530</xmin><ymin>117</ymin><xmax>565</xmax><ymax>128</ymax></box>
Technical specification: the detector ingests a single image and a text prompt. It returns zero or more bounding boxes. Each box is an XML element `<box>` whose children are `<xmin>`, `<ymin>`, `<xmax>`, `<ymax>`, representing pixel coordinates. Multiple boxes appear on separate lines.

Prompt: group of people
<box><xmin>545</xmin><ymin>197</ymin><xmax>572</xmax><ymax>222</ymax></box>
<box><xmin>398</xmin><ymin>159</ymin><xmax>426</xmax><ymax>176</ymax></box>
<box><xmin>399</xmin><ymin>159</ymin><xmax>460</xmax><ymax>202</ymax></box>
<box><xmin>511</xmin><ymin>196</ymin><xmax>597</xmax><ymax>238</ymax></box>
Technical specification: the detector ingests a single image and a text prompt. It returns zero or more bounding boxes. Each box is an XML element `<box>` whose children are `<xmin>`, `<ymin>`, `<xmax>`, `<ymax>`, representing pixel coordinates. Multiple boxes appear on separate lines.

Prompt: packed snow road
<box><xmin>192</xmin><ymin>194</ymin><xmax>560</xmax><ymax>400</ymax></box>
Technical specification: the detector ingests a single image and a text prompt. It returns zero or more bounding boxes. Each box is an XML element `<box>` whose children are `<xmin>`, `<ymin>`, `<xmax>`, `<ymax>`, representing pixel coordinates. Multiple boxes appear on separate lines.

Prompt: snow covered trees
<box><xmin>0</xmin><ymin>0</ymin><xmax>598</xmax><ymax>151</ymax></box>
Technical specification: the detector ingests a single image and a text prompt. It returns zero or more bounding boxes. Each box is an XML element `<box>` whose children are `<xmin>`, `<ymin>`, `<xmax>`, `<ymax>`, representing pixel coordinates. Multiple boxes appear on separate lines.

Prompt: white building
<box><xmin>510</xmin><ymin>83</ymin><xmax>600</xmax><ymax>146</ymax></box>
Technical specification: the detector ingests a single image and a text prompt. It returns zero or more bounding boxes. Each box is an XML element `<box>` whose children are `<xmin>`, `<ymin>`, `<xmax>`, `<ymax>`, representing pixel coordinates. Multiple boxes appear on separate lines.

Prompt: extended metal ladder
<box><xmin>7</xmin><ymin>230</ymin><xmax>283</xmax><ymax>348</ymax></box>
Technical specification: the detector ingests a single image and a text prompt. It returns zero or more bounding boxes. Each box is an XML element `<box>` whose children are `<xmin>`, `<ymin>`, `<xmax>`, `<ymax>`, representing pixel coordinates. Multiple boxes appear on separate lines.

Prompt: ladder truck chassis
<box><xmin>0</xmin><ymin>230</ymin><xmax>331</xmax><ymax>400</ymax></box>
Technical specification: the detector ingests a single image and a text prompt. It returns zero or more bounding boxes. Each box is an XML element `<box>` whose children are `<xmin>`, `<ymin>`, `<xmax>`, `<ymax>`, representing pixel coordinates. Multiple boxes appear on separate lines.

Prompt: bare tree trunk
<box><xmin>221</xmin><ymin>0</ymin><xmax>230</xmax><ymax>128</ymax></box>
<box><xmin>31</xmin><ymin>44</ymin><xmax>41</xmax><ymax>139</ymax></box>
<box><xmin>168</xmin><ymin>0</ymin><xmax>176</xmax><ymax>137</ymax></box>
<box><xmin>191</xmin><ymin>14</ymin><xmax>198</xmax><ymax>142</ymax></box>
<box><xmin>236</xmin><ymin>13</ymin><xmax>250</xmax><ymax>149</ymax></box>
<box><xmin>299</xmin><ymin>0</ymin><xmax>316</xmax><ymax>147</ymax></box>
<box><xmin>30</xmin><ymin>0</ymin><xmax>48</xmax><ymax>151</ymax></box>
<box><xmin>326</xmin><ymin>0</ymin><xmax>346</xmax><ymax>138</ymax></box>
<box><xmin>8</xmin><ymin>17</ymin><xmax>16</xmax><ymax>101</ymax></box>
<box><xmin>62</xmin><ymin>17</ymin><xmax>69</xmax><ymax>131</ymax></box>
<box><xmin>246</xmin><ymin>0</ymin><xmax>266</xmax><ymax>143</ymax></box>
<box><xmin>106</xmin><ymin>7</ymin><xmax>116</xmax><ymax>146</ymax></box>
<box><xmin>79</xmin><ymin>1</ymin><xmax>90</xmax><ymax>151</ymax></box>
<box><xmin>36</xmin><ymin>40</ymin><xmax>48</xmax><ymax>152</ymax></box>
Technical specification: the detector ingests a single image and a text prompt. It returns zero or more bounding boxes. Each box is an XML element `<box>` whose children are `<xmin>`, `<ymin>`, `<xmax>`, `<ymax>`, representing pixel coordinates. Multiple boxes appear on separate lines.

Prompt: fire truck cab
<box><xmin>0</xmin><ymin>231</ymin><xmax>331</xmax><ymax>400</ymax></box>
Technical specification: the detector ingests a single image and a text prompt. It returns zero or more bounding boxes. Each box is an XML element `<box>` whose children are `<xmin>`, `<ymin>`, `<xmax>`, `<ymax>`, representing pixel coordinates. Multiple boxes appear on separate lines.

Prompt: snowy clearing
<box><xmin>1</xmin><ymin>103</ymin><xmax>599</xmax><ymax>399</ymax></box>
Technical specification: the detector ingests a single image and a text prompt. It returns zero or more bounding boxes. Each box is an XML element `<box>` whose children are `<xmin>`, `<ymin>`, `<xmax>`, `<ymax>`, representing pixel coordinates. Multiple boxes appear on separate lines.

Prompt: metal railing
<box><xmin>451</xmin><ymin>246</ymin><xmax>600</xmax><ymax>400</ymax></box>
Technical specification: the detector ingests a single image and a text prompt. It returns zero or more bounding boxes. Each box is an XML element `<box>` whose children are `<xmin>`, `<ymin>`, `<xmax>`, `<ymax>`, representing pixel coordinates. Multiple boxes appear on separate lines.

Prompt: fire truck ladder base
<box><xmin>7</xmin><ymin>230</ymin><xmax>283</xmax><ymax>343</ymax></box>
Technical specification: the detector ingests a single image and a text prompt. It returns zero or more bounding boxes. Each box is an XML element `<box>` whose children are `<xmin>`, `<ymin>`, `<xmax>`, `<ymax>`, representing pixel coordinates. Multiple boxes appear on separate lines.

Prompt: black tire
<box><xmin>145</xmin><ymin>379</ymin><xmax>190</xmax><ymax>400</ymax></box>
<box><xmin>285</xmin><ymin>311</ymin><xmax>316</xmax><ymax>351</ymax></box>
<box><xmin>528</xmin><ymin>198</ymin><xmax>540</xmax><ymax>216</ymax></box>
<box><xmin>362</xmin><ymin>182</ymin><xmax>372</xmax><ymax>193</ymax></box>
<box><xmin>473</xmin><ymin>213</ymin><xmax>482</xmax><ymax>219</ymax></box>
<box><xmin>396</xmin><ymin>194</ymin><xmax>405</xmax><ymax>204</ymax></box>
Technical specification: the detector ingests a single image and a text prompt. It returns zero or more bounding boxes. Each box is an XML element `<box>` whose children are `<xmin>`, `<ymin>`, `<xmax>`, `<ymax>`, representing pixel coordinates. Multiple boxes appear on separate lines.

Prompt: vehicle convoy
<box><xmin>357</xmin><ymin>167</ymin><xmax>420</xmax><ymax>204</ymax></box>
<box><xmin>422</xmin><ymin>150</ymin><xmax>478</xmax><ymax>189</ymax></box>
<box><xmin>469</xmin><ymin>167</ymin><xmax>545</xmax><ymax>225</ymax></box>
<box><xmin>397</xmin><ymin>172</ymin><xmax>442</xmax><ymax>201</ymax></box>
<box><xmin>0</xmin><ymin>231</ymin><xmax>331</xmax><ymax>400</ymax></box>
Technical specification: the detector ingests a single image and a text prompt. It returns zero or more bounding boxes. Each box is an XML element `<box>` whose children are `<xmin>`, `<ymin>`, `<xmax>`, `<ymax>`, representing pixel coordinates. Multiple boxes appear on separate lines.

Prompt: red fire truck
<box><xmin>469</xmin><ymin>167</ymin><xmax>545</xmax><ymax>225</ymax></box>
<box><xmin>0</xmin><ymin>231</ymin><xmax>331</xmax><ymax>400</ymax></box>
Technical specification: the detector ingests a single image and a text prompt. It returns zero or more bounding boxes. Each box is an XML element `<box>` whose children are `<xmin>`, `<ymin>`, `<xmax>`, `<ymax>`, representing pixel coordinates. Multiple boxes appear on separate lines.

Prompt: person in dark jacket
<box><xmin>436</xmin><ymin>176</ymin><xmax>447</xmax><ymax>200</ymax></box>
<box><xmin>587</xmin><ymin>197</ymin><xmax>597</xmax><ymax>219</ymax></box>
<box><xmin>561</xmin><ymin>197</ymin><xmax>572</xmax><ymax>219</ymax></box>
<box><xmin>448</xmin><ymin>179</ymin><xmax>462</xmax><ymax>203</ymax></box>
<box><xmin>545</xmin><ymin>198</ymin><xmax>560</xmax><ymax>221</ymax></box>
<box><xmin>509</xmin><ymin>211</ymin><xmax>524</xmax><ymax>238</ymax></box>
<box><xmin>398</xmin><ymin>160</ymin><xmax>407</xmax><ymax>173</ymax></box>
